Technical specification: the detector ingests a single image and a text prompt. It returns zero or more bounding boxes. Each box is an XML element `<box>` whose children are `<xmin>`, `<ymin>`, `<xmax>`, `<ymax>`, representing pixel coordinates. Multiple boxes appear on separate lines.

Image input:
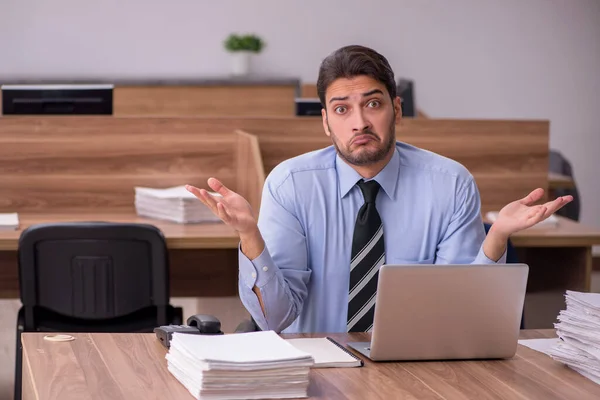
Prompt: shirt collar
<box><xmin>336</xmin><ymin>146</ymin><xmax>400</xmax><ymax>200</ymax></box>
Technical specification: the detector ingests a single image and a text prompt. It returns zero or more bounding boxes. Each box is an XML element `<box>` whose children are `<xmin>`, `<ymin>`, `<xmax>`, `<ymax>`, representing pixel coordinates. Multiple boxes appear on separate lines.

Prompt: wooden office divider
<box><xmin>113</xmin><ymin>84</ymin><xmax>297</xmax><ymax>117</ymax></box>
<box><xmin>0</xmin><ymin>117</ymin><xmax>268</xmax><ymax>298</ymax></box>
<box><xmin>226</xmin><ymin>117</ymin><xmax>551</xmax><ymax>215</ymax></box>
<box><xmin>235</xmin><ymin>130</ymin><xmax>266</xmax><ymax>214</ymax></box>
<box><xmin>0</xmin><ymin>116</ymin><xmax>550</xmax><ymax>216</ymax></box>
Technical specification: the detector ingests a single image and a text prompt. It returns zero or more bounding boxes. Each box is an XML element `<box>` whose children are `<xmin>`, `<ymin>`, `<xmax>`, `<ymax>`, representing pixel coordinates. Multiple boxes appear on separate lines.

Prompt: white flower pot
<box><xmin>231</xmin><ymin>51</ymin><xmax>251</xmax><ymax>76</ymax></box>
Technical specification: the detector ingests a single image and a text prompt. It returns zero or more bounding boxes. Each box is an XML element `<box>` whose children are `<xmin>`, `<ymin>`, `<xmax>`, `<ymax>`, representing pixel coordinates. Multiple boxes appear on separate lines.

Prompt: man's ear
<box><xmin>394</xmin><ymin>96</ymin><xmax>402</xmax><ymax>123</ymax></box>
<box><xmin>321</xmin><ymin>108</ymin><xmax>331</xmax><ymax>137</ymax></box>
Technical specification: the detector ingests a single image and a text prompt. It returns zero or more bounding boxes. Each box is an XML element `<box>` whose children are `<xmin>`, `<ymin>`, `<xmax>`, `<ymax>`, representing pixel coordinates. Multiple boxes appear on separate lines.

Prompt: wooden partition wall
<box><xmin>0</xmin><ymin>116</ymin><xmax>551</xmax><ymax>301</ymax></box>
<box><xmin>0</xmin><ymin>116</ymin><xmax>549</xmax><ymax>216</ymax></box>
<box><xmin>0</xmin><ymin>117</ymin><xmax>266</xmax><ymax>298</ymax></box>
<box><xmin>231</xmin><ymin>117</ymin><xmax>550</xmax><ymax>215</ymax></box>
<box><xmin>113</xmin><ymin>84</ymin><xmax>297</xmax><ymax>117</ymax></box>
<box><xmin>235</xmin><ymin>130</ymin><xmax>266</xmax><ymax>213</ymax></box>
<box><xmin>0</xmin><ymin>118</ymin><xmax>247</xmax><ymax>213</ymax></box>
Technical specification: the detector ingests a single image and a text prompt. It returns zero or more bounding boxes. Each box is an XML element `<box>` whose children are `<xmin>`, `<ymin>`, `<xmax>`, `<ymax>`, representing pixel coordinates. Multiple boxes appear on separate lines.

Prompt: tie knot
<box><xmin>357</xmin><ymin>179</ymin><xmax>380</xmax><ymax>203</ymax></box>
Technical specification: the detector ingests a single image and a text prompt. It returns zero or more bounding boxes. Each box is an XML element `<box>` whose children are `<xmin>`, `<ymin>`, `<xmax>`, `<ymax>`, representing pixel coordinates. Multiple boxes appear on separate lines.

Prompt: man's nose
<box><xmin>352</xmin><ymin>109</ymin><xmax>371</xmax><ymax>132</ymax></box>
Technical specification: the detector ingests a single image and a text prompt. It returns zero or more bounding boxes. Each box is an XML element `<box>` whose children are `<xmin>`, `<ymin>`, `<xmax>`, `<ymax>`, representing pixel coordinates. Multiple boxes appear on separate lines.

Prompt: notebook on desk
<box><xmin>285</xmin><ymin>337</ymin><xmax>363</xmax><ymax>367</ymax></box>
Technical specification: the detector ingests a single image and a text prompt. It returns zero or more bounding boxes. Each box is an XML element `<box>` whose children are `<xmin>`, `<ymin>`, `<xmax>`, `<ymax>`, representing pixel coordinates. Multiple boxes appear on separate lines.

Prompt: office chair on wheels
<box><xmin>14</xmin><ymin>222</ymin><xmax>183</xmax><ymax>400</ymax></box>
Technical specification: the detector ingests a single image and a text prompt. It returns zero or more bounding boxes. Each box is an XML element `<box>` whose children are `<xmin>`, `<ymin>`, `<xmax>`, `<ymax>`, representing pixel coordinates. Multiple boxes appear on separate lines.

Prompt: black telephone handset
<box><xmin>154</xmin><ymin>314</ymin><xmax>224</xmax><ymax>348</ymax></box>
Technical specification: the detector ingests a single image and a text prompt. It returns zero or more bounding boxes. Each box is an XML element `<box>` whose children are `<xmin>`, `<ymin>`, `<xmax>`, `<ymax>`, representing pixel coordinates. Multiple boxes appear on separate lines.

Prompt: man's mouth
<box><xmin>352</xmin><ymin>134</ymin><xmax>378</xmax><ymax>146</ymax></box>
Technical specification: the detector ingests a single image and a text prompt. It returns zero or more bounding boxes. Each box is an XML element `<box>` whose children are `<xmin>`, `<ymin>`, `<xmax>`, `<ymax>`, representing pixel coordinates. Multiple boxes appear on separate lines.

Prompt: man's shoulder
<box><xmin>266</xmin><ymin>146</ymin><xmax>337</xmax><ymax>188</ymax></box>
<box><xmin>397</xmin><ymin>141</ymin><xmax>473</xmax><ymax>182</ymax></box>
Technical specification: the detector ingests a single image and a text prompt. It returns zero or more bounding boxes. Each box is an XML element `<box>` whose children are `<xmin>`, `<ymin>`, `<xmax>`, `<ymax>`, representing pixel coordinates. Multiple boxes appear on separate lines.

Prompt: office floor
<box><xmin>1</xmin><ymin>274</ymin><xmax>599</xmax><ymax>400</ymax></box>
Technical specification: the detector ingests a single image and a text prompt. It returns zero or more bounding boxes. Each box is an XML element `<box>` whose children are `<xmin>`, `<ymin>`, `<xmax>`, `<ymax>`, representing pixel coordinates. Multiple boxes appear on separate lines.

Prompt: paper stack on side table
<box><xmin>134</xmin><ymin>185</ymin><xmax>221</xmax><ymax>224</ymax></box>
<box><xmin>548</xmin><ymin>290</ymin><xmax>600</xmax><ymax>384</ymax></box>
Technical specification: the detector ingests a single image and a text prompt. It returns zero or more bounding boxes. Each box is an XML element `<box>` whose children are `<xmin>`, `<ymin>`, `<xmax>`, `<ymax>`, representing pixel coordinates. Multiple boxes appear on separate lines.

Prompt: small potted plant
<box><xmin>224</xmin><ymin>33</ymin><xmax>265</xmax><ymax>76</ymax></box>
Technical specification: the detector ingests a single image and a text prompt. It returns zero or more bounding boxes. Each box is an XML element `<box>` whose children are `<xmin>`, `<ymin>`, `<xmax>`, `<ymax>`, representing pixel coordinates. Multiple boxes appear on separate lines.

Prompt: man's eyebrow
<box><xmin>362</xmin><ymin>89</ymin><xmax>384</xmax><ymax>97</ymax></box>
<box><xmin>329</xmin><ymin>96</ymin><xmax>348</xmax><ymax>104</ymax></box>
<box><xmin>328</xmin><ymin>89</ymin><xmax>384</xmax><ymax>104</ymax></box>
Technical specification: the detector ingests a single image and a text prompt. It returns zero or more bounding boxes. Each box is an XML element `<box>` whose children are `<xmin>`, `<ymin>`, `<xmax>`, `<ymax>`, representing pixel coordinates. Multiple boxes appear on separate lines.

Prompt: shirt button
<box><xmin>251</xmin><ymin>272</ymin><xmax>257</xmax><ymax>278</ymax></box>
<box><xmin>262</xmin><ymin>266</ymin><xmax>269</xmax><ymax>272</ymax></box>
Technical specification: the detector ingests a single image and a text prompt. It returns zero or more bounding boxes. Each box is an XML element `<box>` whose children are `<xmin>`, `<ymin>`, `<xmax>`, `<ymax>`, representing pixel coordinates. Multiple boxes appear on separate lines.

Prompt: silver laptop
<box><xmin>347</xmin><ymin>263</ymin><xmax>528</xmax><ymax>361</ymax></box>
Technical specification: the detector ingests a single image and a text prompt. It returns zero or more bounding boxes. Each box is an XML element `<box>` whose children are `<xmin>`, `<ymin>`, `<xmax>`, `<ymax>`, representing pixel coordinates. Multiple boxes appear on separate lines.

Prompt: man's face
<box><xmin>321</xmin><ymin>75</ymin><xmax>402</xmax><ymax>166</ymax></box>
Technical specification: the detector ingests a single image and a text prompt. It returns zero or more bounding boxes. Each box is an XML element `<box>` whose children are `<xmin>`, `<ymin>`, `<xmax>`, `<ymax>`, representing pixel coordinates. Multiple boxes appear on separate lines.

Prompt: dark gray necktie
<box><xmin>347</xmin><ymin>179</ymin><xmax>385</xmax><ymax>332</ymax></box>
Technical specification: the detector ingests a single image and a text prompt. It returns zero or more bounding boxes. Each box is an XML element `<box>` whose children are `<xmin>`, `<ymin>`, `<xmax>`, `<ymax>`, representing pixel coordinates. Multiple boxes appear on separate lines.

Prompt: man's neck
<box><xmin>349</xmin><ymin>147</ymin><xmax>395</xmax><ymax>179</ymax></box>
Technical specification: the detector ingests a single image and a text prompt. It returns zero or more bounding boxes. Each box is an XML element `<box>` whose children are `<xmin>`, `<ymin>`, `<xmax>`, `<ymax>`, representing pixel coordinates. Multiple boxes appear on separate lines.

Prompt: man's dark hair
<box><xmin>316</xmin><ymin>45</ymin><xmax>397</xmax><ymax>108</ymax></box>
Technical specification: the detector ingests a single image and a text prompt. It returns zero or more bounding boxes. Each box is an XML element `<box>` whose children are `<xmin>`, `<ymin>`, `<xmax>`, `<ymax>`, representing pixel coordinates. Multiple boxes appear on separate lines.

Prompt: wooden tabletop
<box><xmin>21</xmin><ymin>330</ymin><xmax>600</xmax><ymax>400</ymax></box>
<box><xmin>0</xmin><ymin>212</ymin><xmax>239</xmax><ymax>251</ymax></box>
<box><xmin>1</xmin><ymin>212</ymin><xmax>599</xmax><ymax>252</ymax></box>
<box><xmin>504</xmin><ymin>215</ymin><xmax>600</xmax><ymax>247</ymax></box>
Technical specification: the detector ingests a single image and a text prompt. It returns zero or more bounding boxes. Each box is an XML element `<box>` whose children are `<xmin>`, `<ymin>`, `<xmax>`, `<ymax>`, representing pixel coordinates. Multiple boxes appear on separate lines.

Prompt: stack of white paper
<box><xmin>548</xmin><ymin>290</ymin><xmax>600</xmax><ymax>384</ymax></box>
<box><xmin>166</xmin><ymin>331</ymin><xmax>314</xmax><ymax>400</ymax></box>
<box><xmin>0</xmin><ymin>213</ymin><xmax>19</xmax><ymax>230</ymax></box>
<box><xmin>134</xmin><ymin>185</ymin><xmax>221</xmax><ymax>224</ymax></box>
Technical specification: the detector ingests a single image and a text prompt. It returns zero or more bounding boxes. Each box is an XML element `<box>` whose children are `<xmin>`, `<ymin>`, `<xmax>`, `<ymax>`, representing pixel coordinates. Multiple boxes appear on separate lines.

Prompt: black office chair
<box><xmin>549</xmin><ymin>150</ymin><xmax>581</xmax><ymax>221</ymax></box>
<box><xmin>397</xmin><ymin>78</ymin><xmax>416</xmax><ymax>118</ymax></box>
<box><xmin>14</xmin><ymin>222</ymin><xmax>183</xmax><ymax>400</ymax></box>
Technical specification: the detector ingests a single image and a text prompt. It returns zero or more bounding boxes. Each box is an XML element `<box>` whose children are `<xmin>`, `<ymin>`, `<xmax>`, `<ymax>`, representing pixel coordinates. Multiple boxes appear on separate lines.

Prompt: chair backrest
<box><xmin>18</xmin><ymin>222</ymin><xmax>170</xmax><ymax>326</ymax></box>
<box><xmin>549</xmin><ymin>150</ymin><xmax>581</xmax><ymax>221</ymax></box>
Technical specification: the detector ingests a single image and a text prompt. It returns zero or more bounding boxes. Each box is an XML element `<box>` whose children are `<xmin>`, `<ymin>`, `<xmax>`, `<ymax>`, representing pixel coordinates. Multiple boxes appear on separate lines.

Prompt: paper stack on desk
<box><xmin>0</xmin><ymin>213</ymin><xmax>19</xmax><ymax>230</ymax></box>
<box><xmin>166</xmin><ymin>330</ymin><xmax>313</xmax><ymax>400</ymax></box>
<box><xmin>134</xmin><ymin>185</ymin><xmax>221</xmax><ymax>224</ymax></box>
<box><xmin>548</xmin><ymin>291</ymin><xmax>600</xmax><ymax>384</ymax></box>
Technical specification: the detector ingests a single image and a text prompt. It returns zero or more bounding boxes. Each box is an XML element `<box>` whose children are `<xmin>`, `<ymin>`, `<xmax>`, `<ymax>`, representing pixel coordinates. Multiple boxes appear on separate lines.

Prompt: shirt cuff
<box><xmin>238</xmin><ymin>242</ymin><xmax>278</xmax><ymax>288</ymax></box>
<box><xmin>475</xmin><ymin>244</ymin><xmax>507</xmax><ymax>264</ymax></box>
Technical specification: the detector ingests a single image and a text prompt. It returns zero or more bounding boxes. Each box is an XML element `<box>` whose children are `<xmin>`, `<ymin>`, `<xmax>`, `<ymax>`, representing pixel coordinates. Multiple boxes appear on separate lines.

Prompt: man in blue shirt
<box><xmin>187</xmin><ymin>45</ymin><xmax>572</xmax><ymax>333</ymax></box>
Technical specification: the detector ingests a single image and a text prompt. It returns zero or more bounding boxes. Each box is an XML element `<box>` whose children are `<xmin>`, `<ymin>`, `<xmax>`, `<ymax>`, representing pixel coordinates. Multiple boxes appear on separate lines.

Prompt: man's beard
<box><xmin>328</xmin><ymin>114</ymin><xmax>396</xmax><ymax>166</ymax></box>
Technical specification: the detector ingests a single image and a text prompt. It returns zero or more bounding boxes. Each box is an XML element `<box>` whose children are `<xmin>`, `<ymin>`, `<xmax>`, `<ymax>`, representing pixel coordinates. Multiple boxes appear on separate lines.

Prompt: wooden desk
<box><xmin>21</xmin><ymin>330</ymin><xmax>600</xmax><ymax>400</ymax></box>
<box><xmin>500</xmin><ymin>216</ymin><xmax>600</xmax><ymax>328</ymax></box>
<box><xmin>0</xmin><ymin>212</ymin><xmax>239</xmax><ymax>251</ymax></box>
<box><xmin>0</xmin><ymin>212</ymin><xmax>240</xmax><ymax>299</ymax></box>
<box><xmin>2</xmin><ymin>213</ymin><xmax>598</xmax><ymax>328</ymax></box>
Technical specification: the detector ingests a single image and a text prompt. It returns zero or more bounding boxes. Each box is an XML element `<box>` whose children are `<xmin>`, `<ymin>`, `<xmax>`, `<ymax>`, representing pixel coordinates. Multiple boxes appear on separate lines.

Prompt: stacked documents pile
<box><xmin>548</xmin><ymin>290</ymin><xmax>600</xmax><ymax>384</ymax></box>
<box><xmin>0</xmin><ymin>213</ymin><xmax>19</xmax><ymax>230</ymax></box>
<box><xmin>166</xmin><ymin>331</ymin><xmax>314</xmax><ymax>400</ymax></box>
<box><xmin>134</xmin><ymin>185</ymin><xmax>221</xmax><ymax>224</ymax></box>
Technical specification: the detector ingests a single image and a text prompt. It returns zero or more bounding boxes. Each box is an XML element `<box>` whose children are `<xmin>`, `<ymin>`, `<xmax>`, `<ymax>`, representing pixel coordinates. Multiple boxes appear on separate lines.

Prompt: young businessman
<box><xmin>187</xmin><ymin>45</ymin><xmax>572</xmax><ymax>334</ymax></box>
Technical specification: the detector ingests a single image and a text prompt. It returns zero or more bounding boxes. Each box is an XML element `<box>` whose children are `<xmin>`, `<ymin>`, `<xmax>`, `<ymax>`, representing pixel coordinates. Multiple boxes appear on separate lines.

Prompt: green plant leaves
<box><xmin>224</xmin><ymin>34</ymin><xmax>265</xmax><ymax>53</ymax></box>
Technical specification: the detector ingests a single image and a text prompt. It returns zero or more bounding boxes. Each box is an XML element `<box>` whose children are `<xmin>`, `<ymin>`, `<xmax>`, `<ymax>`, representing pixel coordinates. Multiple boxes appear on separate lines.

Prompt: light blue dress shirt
<box><xmin>238</xmin><ymin>142</ymin><xmax>506</xmax><ymax>333</ymax></box>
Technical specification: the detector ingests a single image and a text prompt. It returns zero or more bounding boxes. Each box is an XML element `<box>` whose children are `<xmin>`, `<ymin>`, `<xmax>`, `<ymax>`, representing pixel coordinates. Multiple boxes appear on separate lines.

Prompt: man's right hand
<box><xmin>186</xmin><ymin>178</ymin><xmax>265</xmax><ymax>260</ymax></box>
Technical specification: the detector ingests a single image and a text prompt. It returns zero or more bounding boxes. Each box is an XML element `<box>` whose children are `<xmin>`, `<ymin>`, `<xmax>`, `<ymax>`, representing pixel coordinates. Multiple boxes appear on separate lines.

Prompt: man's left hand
<box><xmin>491</xmin><ymin>188</ymin><xmax>573</xmax><ymax>240</ymax></box>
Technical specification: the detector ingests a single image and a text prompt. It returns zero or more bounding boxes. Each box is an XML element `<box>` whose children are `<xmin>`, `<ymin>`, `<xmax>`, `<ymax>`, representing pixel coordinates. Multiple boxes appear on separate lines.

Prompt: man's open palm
<box><xmin>186</xmin><ymin>178</ymin><xmax>257</xmax><ymax>235</ymax></box>
<box><xmin>493</xmin><ymin>188</ymin><xmax>573</xmax><ymax>237</ymax></box>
